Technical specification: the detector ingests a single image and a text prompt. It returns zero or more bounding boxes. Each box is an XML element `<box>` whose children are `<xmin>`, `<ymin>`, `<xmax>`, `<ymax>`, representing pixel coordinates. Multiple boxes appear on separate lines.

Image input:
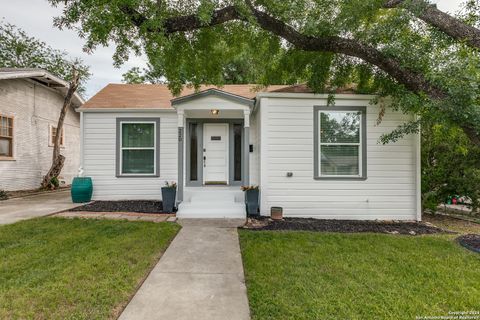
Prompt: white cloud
<box><xmin>1</xmin><ymin>0</ymin><xmax>146</xmax><ymax>98</ymax></box>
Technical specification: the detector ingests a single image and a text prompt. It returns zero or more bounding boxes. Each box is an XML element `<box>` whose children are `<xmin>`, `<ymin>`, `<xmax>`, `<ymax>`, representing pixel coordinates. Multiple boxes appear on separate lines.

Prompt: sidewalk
<box><xmin>119</xmin><ymin>219</ymin><xmax>250</xmax><ymax>320</ymax></box>
<box><xmin>0</xmin><ymin>190</ymin><xmax>78</xmax><ymax>225</ymax></box>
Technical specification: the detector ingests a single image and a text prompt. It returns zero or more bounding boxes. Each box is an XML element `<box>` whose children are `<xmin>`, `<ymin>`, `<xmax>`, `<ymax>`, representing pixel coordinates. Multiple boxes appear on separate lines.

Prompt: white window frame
<box><xmin>314</xmin><ymin>106</ymin><xmax>367</xmax><ymax>180</ymax></box>
<box><xmin>119</xmin><ymin>120</ymin><xmax>157</xmax><ymax>176</ymax></box>
<box><xmin>318</xmin><ymin>111</ymin><xmax>362</xmax><ymax>178</ymax></box>
<box><xmin>0</xmin><ymin>114</ymin><xmax>14</xmax><ymax>160</ymax></box>
<box><xmin>49</xmin><ymin>125</ymin><xmax>65</xmax><ymax>147</ymax></box>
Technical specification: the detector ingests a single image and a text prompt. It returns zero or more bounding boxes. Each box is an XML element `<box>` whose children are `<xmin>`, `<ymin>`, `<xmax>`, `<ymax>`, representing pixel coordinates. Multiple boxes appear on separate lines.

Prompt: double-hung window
<box><xmin>314</xmin><ymin>106</ymin><xmax>366</xmax><ymax>180</ymax></box>
<box><xmin>0</xmin><ymin>115</ymin><xmax>14</xmax><ymax>159</ymax></box>
<box><xmin>117</xmin><ymin>118</ymin><xmax>160</xmax><ymax>177</ymax></box>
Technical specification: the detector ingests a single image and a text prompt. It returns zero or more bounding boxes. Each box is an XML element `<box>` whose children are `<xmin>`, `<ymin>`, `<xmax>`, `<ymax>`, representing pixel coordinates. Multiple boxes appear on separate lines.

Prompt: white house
<box><xmin>0</xmin><ymin>68</ymin><xmax>84</xmax><ymax>191</ymax></box>
<box><xmin>78</xmin><ymin>83</ymin><xmax>421</xmax><ymax>220</ymax></box>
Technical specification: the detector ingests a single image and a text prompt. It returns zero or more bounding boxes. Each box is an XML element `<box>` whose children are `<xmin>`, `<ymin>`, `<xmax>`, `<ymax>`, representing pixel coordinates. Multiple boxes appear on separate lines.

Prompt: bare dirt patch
<box><xmin>244</xmin><ymin>217</ymin><xmax>450</xmax><ymax>235</ymax></box>
<box><xmin>423</xmin><ymin>214</ymin><xmax>480</xmax><ymax>234</ymax></box>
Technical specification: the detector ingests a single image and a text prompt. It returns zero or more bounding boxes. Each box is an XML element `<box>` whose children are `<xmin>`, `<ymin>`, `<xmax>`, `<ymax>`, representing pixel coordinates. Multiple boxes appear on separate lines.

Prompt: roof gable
<box><xmin>171</xmin><ymin>88</ymin><xmax>254</xmax><ymax>107</ymax></box>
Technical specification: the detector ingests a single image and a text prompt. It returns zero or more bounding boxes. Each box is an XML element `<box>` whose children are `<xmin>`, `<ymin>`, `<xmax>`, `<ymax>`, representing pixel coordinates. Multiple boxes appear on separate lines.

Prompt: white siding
<box><xmin>82</xmin><ymin>111</ymin><xmax>177</xmax><ymax>200</ymax></box>
<box><xmin>259</xmin><ymin>96</ymin><xmax>419</xmax><ymax>220</ymax></box>
<box><xmin>0</xmin><ymin>79</ymin><xmax>80</xmax><ymax>191</ymax></box>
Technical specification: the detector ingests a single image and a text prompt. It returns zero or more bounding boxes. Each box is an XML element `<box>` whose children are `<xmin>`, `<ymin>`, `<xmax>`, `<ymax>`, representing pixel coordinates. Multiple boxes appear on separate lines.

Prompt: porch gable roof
<box><xmin>171</xmin><ymin>88</ymin><xmax>254</xmax><ymax>108</ymax></box>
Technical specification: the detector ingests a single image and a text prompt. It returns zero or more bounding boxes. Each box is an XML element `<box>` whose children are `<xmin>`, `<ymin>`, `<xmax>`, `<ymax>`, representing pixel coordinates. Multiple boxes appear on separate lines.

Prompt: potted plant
<box><xmin>241</xmin><ymin>185</ymin><xmax>260</xmax><ymax>217</ymax></box>
<box><xmin>161</xmin><ymin>181</ymin><xmax>177</xmax><ymax>213</ymax></box>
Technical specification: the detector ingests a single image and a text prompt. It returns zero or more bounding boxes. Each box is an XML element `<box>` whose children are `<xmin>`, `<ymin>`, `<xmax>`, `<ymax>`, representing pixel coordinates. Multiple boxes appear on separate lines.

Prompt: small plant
<box><xmin>241</xmin><ymin>185</ymin><xmax>259</xmax><ymax>191</ymax></box>
<box><xmin>50</xmin><ymin>177</ymin><xmax>60</xmax><ymax>189</ymax></box>
<box><xmin>0</xmin><ymin>189</ymin><xmax>8</xmax><ymax>201</ymax></box>
<box><xmin>164</xmin><ymin>181</ymin><xmax>177</xmax><ymax>189</ymax></box>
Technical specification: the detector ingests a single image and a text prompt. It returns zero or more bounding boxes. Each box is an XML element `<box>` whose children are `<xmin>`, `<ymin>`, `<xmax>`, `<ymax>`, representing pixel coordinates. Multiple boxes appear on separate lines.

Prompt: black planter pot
<box><xmin>161</xmin><ymin>187</ymin><xmax>177</xmax><ymax>213</ymax></box>
<box><xmin>245</xmin><ymin>189</ymin><xmax>260</xmax><ymax>217</ymax></box>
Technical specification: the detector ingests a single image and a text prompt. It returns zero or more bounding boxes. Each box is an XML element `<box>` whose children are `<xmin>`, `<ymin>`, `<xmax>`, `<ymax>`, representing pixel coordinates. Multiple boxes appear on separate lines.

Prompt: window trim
<box><xmin>313</xmin><ymin>106</ymin><xmax>367</xmax><ymax>180</ymax></box>
<box><xmin>116</xmin><ymin>118</ymin><xmax>160</xmax><ymax>178</ymax></box>
<box><xmin>0</xmin><ymin>114</ymin><xmax>14</xmax><ymax>160</ymax></box>
<box><xmin>48</xmin><ymin>125</ymin><xmax>65</xmax><ymax>147</ymax></box>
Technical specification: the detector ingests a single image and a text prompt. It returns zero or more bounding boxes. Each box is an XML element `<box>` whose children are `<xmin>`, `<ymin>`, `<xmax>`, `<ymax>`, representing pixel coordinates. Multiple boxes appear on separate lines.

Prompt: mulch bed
<box><xmin>244</xmin><ymin>217</ymin><xmax>450</xmax><ymax>235</ymax></box>
<box><xmin>457</xmin><ymin>234</ymin><xmax>480</xmax><ymax>254</ymax></box>
<box><xmin>70</xmin><ymin>200</ymin><xmax>170</xmax><ymax>214</ymax></box>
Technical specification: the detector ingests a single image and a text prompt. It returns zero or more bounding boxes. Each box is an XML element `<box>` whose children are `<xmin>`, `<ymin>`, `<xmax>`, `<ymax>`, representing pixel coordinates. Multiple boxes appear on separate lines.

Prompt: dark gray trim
<box><xmin>171</xmin><ymin>89</ymin><xmax>254</xmax><ymax>107</ymax></box>
<box><xmin>313</xmin><ymin>106</ymin><xmax>367</xmax><ymax>181</ymax></box>
<box><xmin>243</xmin><ymin>127</ymin><xmax>250</xmax><ymax>186</ymax></box>
<box><xmin>185</xmin><ymin>122</ymin><xmax>203</xmax><ymax>186</ymax></box>
<box><xmin>185</xmin><ymin>118</ymin><xmax>245</xmax><ymax>186</ymax></box>
<box><xmin>177</xmin><ymin>127</ymin><xmax>184</xmax><ymax>201</ymax></box>
<box><xmin>115</xmin><ymin>117</ymin><xmax>160</xmax><ymax>178</ymax></box>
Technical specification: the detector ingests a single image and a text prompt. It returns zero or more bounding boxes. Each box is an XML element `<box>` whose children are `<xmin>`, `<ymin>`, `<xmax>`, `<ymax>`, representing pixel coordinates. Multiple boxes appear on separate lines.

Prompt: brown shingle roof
<box><xmin>82</xmin><ymin>84</ymin><xmax>292</xmax><ymax>109</ymax></box>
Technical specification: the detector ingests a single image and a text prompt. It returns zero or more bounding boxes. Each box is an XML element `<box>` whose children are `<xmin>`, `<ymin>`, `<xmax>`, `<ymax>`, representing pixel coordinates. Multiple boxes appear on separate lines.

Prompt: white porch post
<box><xmin>243</xmin><ymin>109</ymin><xmax>250</xmax><ymax>186</ymax></box>
<box><xmin>177</xmin><ymin>110</ymin><xmax>185</xmax><ymax>202</ymax></box>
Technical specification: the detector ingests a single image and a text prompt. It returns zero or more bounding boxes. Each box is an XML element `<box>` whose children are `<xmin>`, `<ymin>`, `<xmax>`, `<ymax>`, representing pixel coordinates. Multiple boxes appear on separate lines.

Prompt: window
<box><xmin>116</xmin><ymin>118</ymin><xmax>160</xmax><ymax>177</ymax></box>
<box><xmin>49</xmin><ymin>125</ymin><xmax>65</xmax><ymax>147</ymax></box>
<box><xmin>314</xmin><ymin>106</ymin><xmax>366</xmax><ymax>180</ymax></box>
<box><xmin>0</xmin><ymin>115</ymin><xmax>13</xmax><ymax>158</ymax></box>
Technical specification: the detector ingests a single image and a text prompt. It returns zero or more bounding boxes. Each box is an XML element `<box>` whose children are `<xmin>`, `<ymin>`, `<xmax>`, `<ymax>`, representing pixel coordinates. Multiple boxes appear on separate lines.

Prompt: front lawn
<box><xmin>0</xmin><ymin>218</ymin><xmax>180</xmax><ymax>319</ymax></box>
<box><xmin>239</xmin><ymin>230</ymin><xmax>480</xmax><ymax>320</ymax></box>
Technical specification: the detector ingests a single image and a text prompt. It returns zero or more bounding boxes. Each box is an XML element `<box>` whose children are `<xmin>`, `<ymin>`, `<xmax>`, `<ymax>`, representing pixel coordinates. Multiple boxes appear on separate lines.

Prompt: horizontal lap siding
<box><xmin>261</xmin><ymin>97</ymin><xmax>417</xmax><ymax>220</ymax></box>
<box><xmin>83</xmin><ymin>112</ymin><xmax>177</xmax><ymax>200</ymax></box>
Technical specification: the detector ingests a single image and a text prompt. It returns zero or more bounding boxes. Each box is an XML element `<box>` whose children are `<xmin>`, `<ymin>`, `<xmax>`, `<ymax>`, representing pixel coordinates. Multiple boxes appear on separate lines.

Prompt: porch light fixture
<box><xmin>210</xmin><ymin>109</ymin><xmax>219</xmax><ymax>116</ymax></box>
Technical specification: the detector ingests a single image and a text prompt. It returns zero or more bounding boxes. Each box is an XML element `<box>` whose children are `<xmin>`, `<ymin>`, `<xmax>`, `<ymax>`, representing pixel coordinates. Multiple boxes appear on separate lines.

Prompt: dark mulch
<box><xmin>245</xmin><ymin>217</ymin><xmax>451</xmax><ymax>235</ymax></box>
<box><xmin>70</xmin><ymin>200</ymin><xmax>169</xmax><ymax>214</ymax></box>
<box><xmin>457</xmin><ymin>234</ymin><xmax>480</xmax><ymax>254</ymax></box>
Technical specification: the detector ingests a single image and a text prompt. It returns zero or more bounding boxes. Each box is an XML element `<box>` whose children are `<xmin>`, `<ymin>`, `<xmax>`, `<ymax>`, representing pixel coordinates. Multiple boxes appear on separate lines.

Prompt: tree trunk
<box><xmin>41</xmin><ymin>68</ymin><xmax>80</xmax><ymax>189</ymax></box>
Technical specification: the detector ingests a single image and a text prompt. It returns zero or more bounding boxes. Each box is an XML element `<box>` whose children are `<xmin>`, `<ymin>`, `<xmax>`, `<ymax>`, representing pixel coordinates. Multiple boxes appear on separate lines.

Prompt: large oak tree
<box><xmin>49</xmin><ymin>0</ymin><xmax>480</xmax><ymax>146</ymax></box>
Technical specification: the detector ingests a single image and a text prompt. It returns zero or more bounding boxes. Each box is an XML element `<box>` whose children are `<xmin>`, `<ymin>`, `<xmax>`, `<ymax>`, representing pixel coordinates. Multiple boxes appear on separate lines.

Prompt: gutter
<box><xmin>76</xmin><ymin>108</ymin><xmax>177</xmax><ymax>113</ymax></box>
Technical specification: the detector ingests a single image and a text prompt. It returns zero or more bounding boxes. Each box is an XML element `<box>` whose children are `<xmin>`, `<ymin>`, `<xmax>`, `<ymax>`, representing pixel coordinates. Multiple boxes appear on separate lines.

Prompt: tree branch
<box><xmin>384</xmin><ymin>0</ymin><xmax>480</xmax><ymax>50</ymax></box>
<box><xmin>120</xmin><ymin>3</ymin><xmax>480</xmax><ymax>146</ymax></box>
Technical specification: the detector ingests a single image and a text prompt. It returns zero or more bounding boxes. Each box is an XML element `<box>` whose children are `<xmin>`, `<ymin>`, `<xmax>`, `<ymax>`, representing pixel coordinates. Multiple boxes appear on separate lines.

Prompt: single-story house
<box><xmin>0</xmin><ymin>68</ymin><xmax>84</xmax><ymax>191</ymax></box>
<box><xmin>78</xmin><ymin>83</ymin><xmax>421</xmax><ymax>220</ymax></box>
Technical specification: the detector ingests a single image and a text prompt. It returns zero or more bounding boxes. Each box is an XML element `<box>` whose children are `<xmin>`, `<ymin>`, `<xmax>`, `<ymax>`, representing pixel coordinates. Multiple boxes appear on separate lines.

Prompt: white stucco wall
<box><xmin>0</xmin><ymin>79</ymin><xmax>80</xmax><ymax>191</ymax></box>
<box><xmin>258</xmin><ymin>95</ymin><xmax>420</xmax><ymax>220</ymax></box>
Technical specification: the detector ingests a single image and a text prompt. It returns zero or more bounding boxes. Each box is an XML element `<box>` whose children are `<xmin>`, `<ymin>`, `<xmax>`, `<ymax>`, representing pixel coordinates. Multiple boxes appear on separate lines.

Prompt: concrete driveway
<box><xmin>0</xmin><ymin>190</ymin><xmax>79</xmax><ymax>225</ymax></box>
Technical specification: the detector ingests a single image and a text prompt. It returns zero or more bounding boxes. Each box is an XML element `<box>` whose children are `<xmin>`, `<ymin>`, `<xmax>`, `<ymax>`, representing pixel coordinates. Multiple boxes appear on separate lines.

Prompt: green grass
<box><xmin>239</xmin><ymin>230</ymin><xmax>480</xmax><ymax>320</ymax></box>
<box><xmin>0</xmin><ymin>218</ymin><xmax>180</xmax><ymax>319</ymax></box>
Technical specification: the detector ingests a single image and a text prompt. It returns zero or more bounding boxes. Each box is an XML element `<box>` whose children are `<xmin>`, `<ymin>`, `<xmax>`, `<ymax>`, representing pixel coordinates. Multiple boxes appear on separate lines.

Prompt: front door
<box><xmin>203</xmin><ymin>123</ymin><xmax>229</xmax><ymax>184</ymax></box>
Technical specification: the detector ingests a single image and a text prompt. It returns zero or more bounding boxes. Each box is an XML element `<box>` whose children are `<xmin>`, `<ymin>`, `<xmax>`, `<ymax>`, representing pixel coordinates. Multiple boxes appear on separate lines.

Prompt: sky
<box><xmin>0</xmin><ymin>0</ymin><xmax>466</xmax><ymax>99</ymax></box>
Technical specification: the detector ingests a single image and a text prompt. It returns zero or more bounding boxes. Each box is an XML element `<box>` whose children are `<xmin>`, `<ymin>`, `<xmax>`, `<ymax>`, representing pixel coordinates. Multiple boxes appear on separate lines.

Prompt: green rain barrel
<box><xmin>71</xmin><ymin>177</ymin><xmax>93</xmax><ymax>203</ymax></box>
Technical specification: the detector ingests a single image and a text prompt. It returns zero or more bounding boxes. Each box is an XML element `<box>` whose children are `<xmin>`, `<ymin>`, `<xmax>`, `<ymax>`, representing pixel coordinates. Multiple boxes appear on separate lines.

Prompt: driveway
<box><xmin>0</xmin><ymin>190</ymin><xmax>78</xmax><ymax>225</ymax></box>
<box><xmin>119</xmin><ymin>219</ymin><xmax>250</xmax><ymax>320</ymax></box>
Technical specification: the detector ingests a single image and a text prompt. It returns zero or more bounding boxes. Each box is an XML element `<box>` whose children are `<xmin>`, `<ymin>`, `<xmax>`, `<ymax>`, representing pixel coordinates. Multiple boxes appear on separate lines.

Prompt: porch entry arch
<box><xmin>185</xmin><ymin>118</ymin><xmax>245</xmax><ymax>186</ymax></box>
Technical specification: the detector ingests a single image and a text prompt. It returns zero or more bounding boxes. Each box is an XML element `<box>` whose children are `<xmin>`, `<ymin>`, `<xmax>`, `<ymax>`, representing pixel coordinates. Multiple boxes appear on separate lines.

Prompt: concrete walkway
<box><xmin>0</xmin><ymin>190</ymin><xmax>78</xmax><ymax>225</ymax></box>
<box><xmin>119</xmin><ymin>219</ymin><xmax>250</xmax><ymax>320</ymax></box>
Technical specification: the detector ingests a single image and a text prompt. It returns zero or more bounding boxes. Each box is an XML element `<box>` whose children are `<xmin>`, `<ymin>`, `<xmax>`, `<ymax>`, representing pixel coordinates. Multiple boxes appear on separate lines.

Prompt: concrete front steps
<box><xmin>176</xmin><ymin>187</ymin><xmax>246</xmax><ymax>219</ymax></box>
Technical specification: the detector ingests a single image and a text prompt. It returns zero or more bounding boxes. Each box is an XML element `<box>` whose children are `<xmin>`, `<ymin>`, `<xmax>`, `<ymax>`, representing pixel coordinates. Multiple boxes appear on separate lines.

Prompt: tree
<box><xmin>422</xmin><ymin>123</ymin><xmax>480</xmax><ymax>212</ymax></box>
<box><xmin>0</xmin><ymin>21</ymin><xmax>90</xmax><ymax>94</ymax></box>
<box><xmin>0</xmin><ymin>22</ymin><xmax>90</xmax><ymax>189</ymax></box>
<box><xmin>41</xmin><ymin>69</ymin><xmax>80</xmax><ymax>189</ymax></box>
<box><xmin>48</xmin><ymin>0</ymin><xmax>480</xmax><ymax>147</ymax></box>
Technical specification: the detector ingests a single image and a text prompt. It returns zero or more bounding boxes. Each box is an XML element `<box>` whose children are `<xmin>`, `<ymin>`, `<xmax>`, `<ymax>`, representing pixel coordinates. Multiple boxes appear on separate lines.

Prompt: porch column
<box><xmin>177</xmin><ymin>110</ymin><xmax>185</xmax><ymax>202</ymax></box>
<box><xmin>243</xmin><ymin>109</ymin><xmax>250</xmax><ymax>186</ymax></box>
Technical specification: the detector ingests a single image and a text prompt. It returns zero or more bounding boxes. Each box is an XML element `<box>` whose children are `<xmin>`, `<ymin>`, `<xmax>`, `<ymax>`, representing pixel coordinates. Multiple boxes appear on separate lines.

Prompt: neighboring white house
<box><xmin>78</xmin><ymin>83</ymin><xmax>421</xmax><ymax>220</ymax></box>
<box><xmin>0</xmin><ymin>68</ymin><xmax>84</xmax><ymax>191</ymax></box>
